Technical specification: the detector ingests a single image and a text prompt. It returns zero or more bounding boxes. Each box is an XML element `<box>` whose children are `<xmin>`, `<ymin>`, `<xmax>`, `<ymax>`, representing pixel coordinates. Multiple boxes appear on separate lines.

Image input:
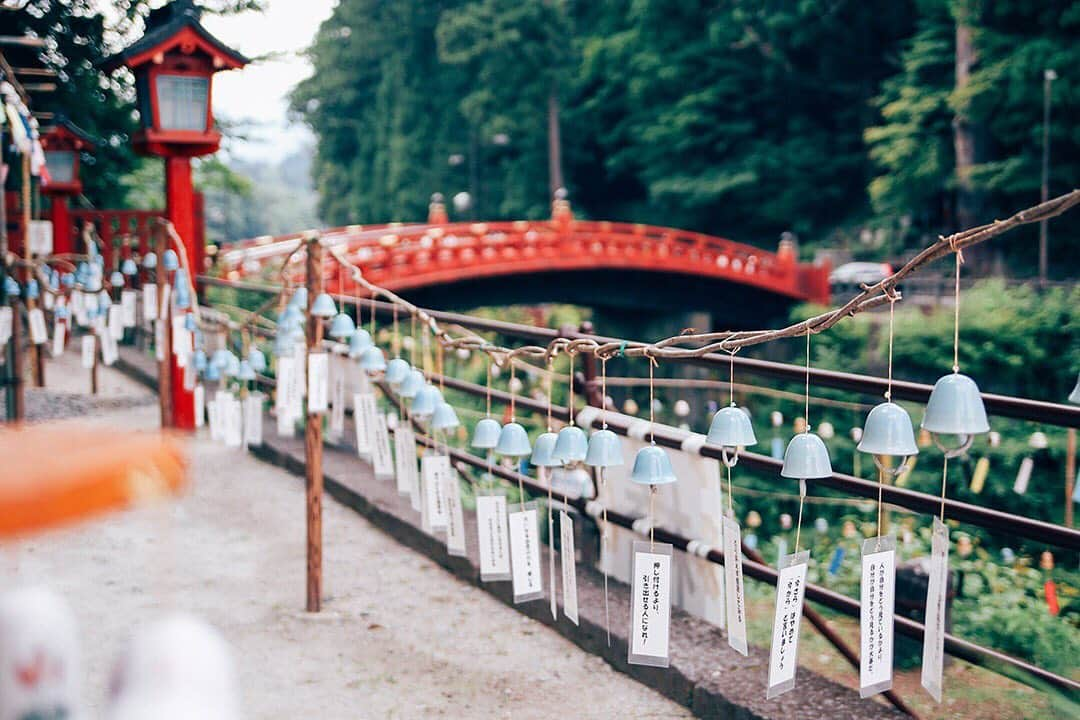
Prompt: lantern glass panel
<box><xmin>156</xmin><ymin>74</ymin><xmax>209</xmax><ymax>131</ymax></box>
<box><xmin>44</xmin><ymin>151</ymin><xmax>76</xmax><ymax>183</ymax></box>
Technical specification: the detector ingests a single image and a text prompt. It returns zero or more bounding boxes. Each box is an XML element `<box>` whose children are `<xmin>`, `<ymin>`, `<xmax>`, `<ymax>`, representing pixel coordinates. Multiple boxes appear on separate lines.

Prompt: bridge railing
<box><xmin>218</xmin><ymin>218</ymin><xmax>830</xmax><ymax>303</ymax></box>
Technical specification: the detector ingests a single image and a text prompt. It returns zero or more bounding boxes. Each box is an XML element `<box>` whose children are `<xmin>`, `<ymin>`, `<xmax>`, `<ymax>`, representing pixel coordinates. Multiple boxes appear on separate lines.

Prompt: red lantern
<box><xmin>102</xmin><ymin>0</ymin><xmax>248</xmax><ymax>431</ymax></box>
<box><xmin>103</xmin><ymin>0</ymin><xmax>248</xmax><ymax>158</ymax></box>
<box><xmin>40</xmin><ymin>118</ymin><xmax>95</xmax><ymax>255</ymax></box>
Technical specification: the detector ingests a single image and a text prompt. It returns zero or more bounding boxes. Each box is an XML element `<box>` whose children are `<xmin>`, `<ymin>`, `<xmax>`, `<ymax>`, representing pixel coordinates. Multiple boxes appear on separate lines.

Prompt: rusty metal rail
<box><xmin>368</xmin><ymin>385</ymin><xmax>1080</xmax><ymax>696</ymax></box>
<box><xmin>433</xmin><ymin>373</ymin><xmax>1080</xmax><ymax>551</ymax></box>
<box><xmin>375</xmin><ymin>384</ymin><xmax>1080</xmax><ymax>697</ymax></box>
<box><xmin>198</xmin><ymin>275</ymin><xmax>1080</xmax><ymax>429</ymax></box>
<box><xmin>192</xmin><ymin>280</ymin><xmax>1080</xmax><ymax>699</ymax></box>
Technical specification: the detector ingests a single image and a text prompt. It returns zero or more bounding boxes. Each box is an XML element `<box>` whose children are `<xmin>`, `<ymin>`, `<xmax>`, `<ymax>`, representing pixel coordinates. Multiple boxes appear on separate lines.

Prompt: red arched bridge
<box><xmin>214</xmin><ymin>210</ymin><xmax>830</xmax><ymax>319</ymax></box>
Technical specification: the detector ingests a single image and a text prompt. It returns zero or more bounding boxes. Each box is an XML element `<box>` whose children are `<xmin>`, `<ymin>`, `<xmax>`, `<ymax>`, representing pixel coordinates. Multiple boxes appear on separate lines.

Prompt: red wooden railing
<box><xmin>220</xmin><ymin>219</ymin><xmax>831</xmax><ymax>304</ymax></box>
<box><xmin>70</xmin><ymin>193</ymin><xmax>205</xmax><ymax>268</ymax></box>
<box><xmin>70</xmin><ymin>209</ymin><xmax>160</xmax><ymax>258</ymax></box>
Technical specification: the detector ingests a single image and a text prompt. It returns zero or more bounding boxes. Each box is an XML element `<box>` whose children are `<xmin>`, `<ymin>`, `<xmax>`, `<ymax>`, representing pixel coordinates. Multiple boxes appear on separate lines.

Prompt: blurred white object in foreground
<box><xmin>0</xmin><ymin>586</ymin><xmax>83</xmax><ymax>720</ymax></box>
<box><xmin>107</xmin><ymin>614</ymin><xmax>239</xmax><ymax>720</ymax></box>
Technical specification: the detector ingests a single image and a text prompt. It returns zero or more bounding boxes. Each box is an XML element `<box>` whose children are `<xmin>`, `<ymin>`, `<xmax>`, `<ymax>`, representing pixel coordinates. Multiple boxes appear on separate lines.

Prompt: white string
<box><xmin>804</xmin><ymin>331</ymin><xmax>811</xmax><ymax>431</ymax></box>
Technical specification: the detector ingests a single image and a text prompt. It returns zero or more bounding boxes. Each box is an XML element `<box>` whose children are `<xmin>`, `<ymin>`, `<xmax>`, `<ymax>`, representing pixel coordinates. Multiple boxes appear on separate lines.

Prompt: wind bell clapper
<box><xmin>472</xmin><ymin>417</ymin><xmax>502</xmax><ymax>449</ymax></box>
<box><xmin>921</xmin><ymin>372</ymin><xmax>989</xmax><ymax>457</ymax></box>
<box><xmin>348</xmin><ymin>328</ymin><xmax>373</xmax><ymax>358</ymax></box>
<box><xmin>1068</xmin><ymin>371</ymin><xmax>1080</xmax><ymax>404</ymax></box>
<box><xmin>384</xmin><ymin>357</ymin><xmax>411</xmax><ymax>386</ymax></box>
<box><xmin>398</xmin><ymin>368</ymin><xmax>426</xmax><ymax>398</ymax></box>
<box><xmin>858</xmin><ymin>402</ymin><xmax>918</xmax><ymax>474</ymax></box>
<box><xmin>162</xmin><ymin>249</ymin><xmax>180</xmax><ymax>272</ymax></box>
<box><xmin>431</xmin><ymin>401</ymin><xmax>460</xmax><ymax>430</ymax></box>
<box><xmin>495</xmin><ymin>422</ymin><xmax>532</xmax><ymax>458</ymax></box>
<box><xmin>631</xmin><ymin>445</ymin><xmax>677</xmax><ymax>485</ymax></box>
<box><xmin>530</xmin><ymin>431</ymin><xmax>560</xmax><ymax>468</ymax></box>
<box><xmin>552</xmin><ymin>425</ymin><xmax>589</xmax><ymax>464</ymax></box>
<box><xmin>585</xmin><ymin>428</ymin><xmax>624</xmax><ymax>467</ymax></box>
<box><xmin>707</xmin><ymin>404</ymin><xmax>758</xmax><ymax>467</ymax></box>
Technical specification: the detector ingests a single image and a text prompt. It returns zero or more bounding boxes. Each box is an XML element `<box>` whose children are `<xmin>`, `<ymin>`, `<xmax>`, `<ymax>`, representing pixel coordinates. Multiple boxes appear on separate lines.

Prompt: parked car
<box><xmin>829</xmin><ymin>262</ymin><xmax>893</xmax><ymax>295</ymax></box>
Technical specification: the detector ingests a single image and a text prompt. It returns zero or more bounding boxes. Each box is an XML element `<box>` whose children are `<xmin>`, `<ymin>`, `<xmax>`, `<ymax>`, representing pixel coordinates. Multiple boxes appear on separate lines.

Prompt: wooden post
<box><xmin>9</xmin><ymin>301</ymin><xmax>25</xmax><ymax>421</ymax></box>
<box><xmin>22</xmin><ymin>154</ymin><xmax>43</xmax><ymax>389</ymax></box>
<box><xmin>1066</xmin><ymin>428</ymin><xmax>1076</xmax><ymax>529</ymax></box>
<box><xmin>304</xmin><ymin>231</ymin><xmax>324</xmax><ymax>612</ymax></box>
<box><xmin>155</xmin><ymin>222</ymin><xmax>172</xmax><ymax>428</ymax></box>
<box><xmin>90</xmin><ymin>349</ymin><xmax>99</xmax><ymax>395</ymax></box>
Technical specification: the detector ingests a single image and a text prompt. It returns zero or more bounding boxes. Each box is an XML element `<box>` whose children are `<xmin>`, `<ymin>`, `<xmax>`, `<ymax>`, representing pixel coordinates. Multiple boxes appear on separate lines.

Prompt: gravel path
<box><xmin>6</xmin><ymin>353</ymin><xmax>691</xmax><ymax>719</ymax></box>
<box><xmin>0</xmin><ymin>341</ymin><xmax>156</xmax><ymax>421</ymax></box>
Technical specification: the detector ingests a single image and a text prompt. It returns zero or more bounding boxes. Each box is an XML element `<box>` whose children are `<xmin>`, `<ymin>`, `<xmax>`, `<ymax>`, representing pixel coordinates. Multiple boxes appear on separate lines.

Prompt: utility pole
<box><xmin>1039</xmin><ymin>68</ymin><xmax>1057</xmax><ymax>286</ymax></box>
<box><xmin>547</xmin><ymin>85</ymin><xmax>564</xmax><ymax>199</ymax></box>
<box><xmin>468</xmin><ymin>130</ymin><xmax>479</xmax><ymax>221</ymax></box>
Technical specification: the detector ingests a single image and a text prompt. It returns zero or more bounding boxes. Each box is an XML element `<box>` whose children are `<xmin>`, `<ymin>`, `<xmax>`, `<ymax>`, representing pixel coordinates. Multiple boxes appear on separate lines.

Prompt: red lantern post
<box><xmin>103</xmin><ymin>0</ymin><xmax>248</xmax><ymax>430</ymax></box>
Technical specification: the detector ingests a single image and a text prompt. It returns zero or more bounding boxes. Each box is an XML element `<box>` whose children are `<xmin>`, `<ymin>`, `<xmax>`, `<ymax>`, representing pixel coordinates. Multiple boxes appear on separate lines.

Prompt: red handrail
<box><xmin>219</xmin><ymin>219</ymin><xmax>830</xmax><ymax>304</ymax></box>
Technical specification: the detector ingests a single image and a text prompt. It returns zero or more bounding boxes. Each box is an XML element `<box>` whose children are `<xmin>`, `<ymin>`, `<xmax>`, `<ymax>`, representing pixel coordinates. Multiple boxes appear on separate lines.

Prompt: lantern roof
<box><xmin>102</xmin><ymin>0</ymin><xmax>249</xmax><ymax>73</ymax></box>
<box><xmin>41</xmin><ymin>115</ymin><xmax>97</xmax><ymax>151</ymax></box>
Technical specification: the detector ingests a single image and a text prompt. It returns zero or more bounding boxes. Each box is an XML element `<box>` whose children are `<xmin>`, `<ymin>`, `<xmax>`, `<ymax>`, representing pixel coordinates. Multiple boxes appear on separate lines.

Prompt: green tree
<box><xmin>292</xmin><ymin>0</ymin><xmax>470</xmax><ymax>225</ymax></box>
<box><xmin>436</xmin><ymin>0</ymin><xmax>573</xmax><ymax>218</ymax></box>
<box><xmin>568</xmin><ymin>0</ymin><xmax>916</xmax><ymax>242</ymax></box>
<box><xmin>865</xmin><ymin>0</ymin><xmax>1080</xmax><ymax>273</ymax></box>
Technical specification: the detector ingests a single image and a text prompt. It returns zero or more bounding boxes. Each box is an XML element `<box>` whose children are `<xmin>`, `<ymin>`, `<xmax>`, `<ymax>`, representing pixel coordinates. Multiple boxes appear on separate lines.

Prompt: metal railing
<box><xmin>195</xmin><ymin>274</ymin><xmax>1080</xmax><ymax>702</ymax></box>
<box><xmin>200</xmin><ymin>275</ymin><xmax>1080</xmax><ymax>429</ymax></box>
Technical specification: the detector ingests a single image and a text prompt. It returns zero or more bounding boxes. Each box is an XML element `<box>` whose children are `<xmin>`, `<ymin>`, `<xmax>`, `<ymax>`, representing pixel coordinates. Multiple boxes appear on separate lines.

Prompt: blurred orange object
<box><xmin>0</xmin><ymin>423</ymin><xmax>187</xmax><ymax>539</ymax></box>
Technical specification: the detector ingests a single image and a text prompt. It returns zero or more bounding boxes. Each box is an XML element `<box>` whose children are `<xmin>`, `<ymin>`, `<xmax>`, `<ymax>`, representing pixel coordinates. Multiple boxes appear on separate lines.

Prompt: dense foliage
<box><xmin>26</xmin><ymin>0</ymin><xmax>1076</xmax><ymax>257</ymax></box>
<box><xmin>5</xmin><ymin>0</ymin><xmax>262</xmax><ymax>209</ymax></box>
<box><xmin>293</xmin><ymin>0</ymin><xmax>1079</xmax><ymax>275</ymax></box>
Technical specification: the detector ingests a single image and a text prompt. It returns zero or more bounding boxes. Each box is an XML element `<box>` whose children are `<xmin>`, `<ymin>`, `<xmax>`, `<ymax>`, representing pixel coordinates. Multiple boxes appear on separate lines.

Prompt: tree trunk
<box><xmin>953</xmin><ymin>18</ymin><xmax>991</xmax><ymax>272</ymax></box>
